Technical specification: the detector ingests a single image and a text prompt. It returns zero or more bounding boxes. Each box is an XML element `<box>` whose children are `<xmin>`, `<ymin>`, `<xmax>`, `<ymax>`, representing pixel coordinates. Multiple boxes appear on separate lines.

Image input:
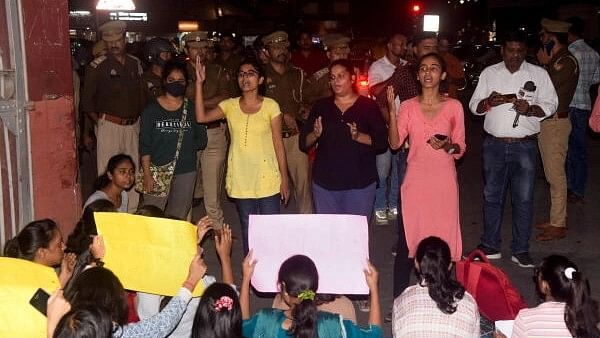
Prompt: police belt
<box><xmin>100</xmin><ymin>113</ymin><xmax>138</xmax><ymax>126</ymax></box>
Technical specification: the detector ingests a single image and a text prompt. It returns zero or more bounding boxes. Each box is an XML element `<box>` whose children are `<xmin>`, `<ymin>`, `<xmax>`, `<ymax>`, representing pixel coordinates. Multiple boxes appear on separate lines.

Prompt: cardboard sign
<box><xmin>94</xmin><ymin>212</ymin><xmax>204</xmax><ymax>296</ymax></box>
<box><xmin>0</xmin><ymin>257</ymin><xmax>60</xmax><ymax>338</ymax></box>
<box><xmin>249</xmin><ymin>214</ymin><xmax>369</xmax><ymax>294</ymax></box>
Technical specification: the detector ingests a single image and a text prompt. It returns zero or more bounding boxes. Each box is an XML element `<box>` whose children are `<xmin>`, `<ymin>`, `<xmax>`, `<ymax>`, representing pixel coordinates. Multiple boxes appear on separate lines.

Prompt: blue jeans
<box><xmin>481</xmin><ymin>136</ymin><xmax>537</xmax><ymax>254</ymax></box>
<box><xmin>312</xmin><ymin>182</ymin><xmax>376</xmax><ymax>220</ymax></box>
<box><xmin>236</xmin><ymin>193</ymin><xmax>281</xmax><ymax>255</ymax></box>
<box><xmin>374</xmin><ymin>148</ymin><xmax>400</xmax><ymax>211</ymax></box>
<box><xmin>566</xmin><ymin>107</ymin><xmax>590</xmax><ymax>197</ymax></box>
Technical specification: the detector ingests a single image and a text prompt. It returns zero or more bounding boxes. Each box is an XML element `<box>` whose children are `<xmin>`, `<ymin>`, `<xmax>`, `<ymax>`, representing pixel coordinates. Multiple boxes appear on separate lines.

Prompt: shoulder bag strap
<box><xmin>172</xmin><ymin>99</ymin><xmax>188</xmax><ymax>164</ymax></box>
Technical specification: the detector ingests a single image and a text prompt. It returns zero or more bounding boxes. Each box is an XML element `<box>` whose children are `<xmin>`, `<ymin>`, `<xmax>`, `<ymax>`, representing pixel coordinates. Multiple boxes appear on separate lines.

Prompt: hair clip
<box><xmin>214</xmin><ymin>296</ymin><xmax>234</xmax><ymax>312</ymax></box>
<box><xmin>564</xmin><ymin>267</ymin><xmax>576</xmax><ymax>280</ymax></box>
<box><xmin>297</xmin><ymin>289</ymin><xmax>316</xmax><ymax>301</ymax></box>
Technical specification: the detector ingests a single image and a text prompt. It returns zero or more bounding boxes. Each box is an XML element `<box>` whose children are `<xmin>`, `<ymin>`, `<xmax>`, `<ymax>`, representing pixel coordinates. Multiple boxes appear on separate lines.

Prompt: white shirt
<box><xmin>469</xmin><ymin>61</ymin><xmax>558</xmax><ymax>138</ymax></box>
<box><xmin>83</xmin><ymin>190</ymin><xmax>128</xmax><ymax>212</ymax></box>
<box><xmin>368</xmin><ymin>55</ymin><xmax>407</xmax><ymax>110</ymax></box>
<box><xmin>136</xmin><ymin>275</ymin><xmax>217</xmax><ymax>338</ymax></box>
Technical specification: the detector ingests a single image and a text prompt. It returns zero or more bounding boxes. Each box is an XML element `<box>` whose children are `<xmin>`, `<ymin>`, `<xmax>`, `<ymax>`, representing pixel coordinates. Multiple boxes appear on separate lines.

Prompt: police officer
<box><xmin>81</xmin><ymin>20</ymin><xmax>143</xmax><ymax>212</ymax></box>
<box><xmin>183</xmin><ymin>31</ymin><xmax>230</xmax><ymax>227</ymax></box>
<box><xmin>305</xmin><ymin>34</ymin><xmax>352</xmax><ymax>105</ymax></box>
<box><xmin>263</xmin><ymin>31</ymin><xmax>313</xmax><ymax>214</ymax></box>
<box><xmin>535</xmin><ymin>19</ymin><xmax>579</xmax><ymax>241</ymax></box>
<box><xmin>215</xmin><ymin>32</ymin><xmax>242</xmax><ymax>97</ymax></box>
<box><xmin>142</xmin><ymin>37</ymin><xmax>175</xmax><ymax>101</ymax></box>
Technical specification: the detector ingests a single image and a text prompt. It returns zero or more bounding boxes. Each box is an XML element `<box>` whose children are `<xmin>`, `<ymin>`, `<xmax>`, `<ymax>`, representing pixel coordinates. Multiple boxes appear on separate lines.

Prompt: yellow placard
<box><xmin>94</xmin><ymin>212</ymin><xmax>204</xmax><ymax>296</ymax></box>
<box><xmin>0</xmin><ymin>257</ymin><xmax>61</xmax><ymax>338</ymax></box>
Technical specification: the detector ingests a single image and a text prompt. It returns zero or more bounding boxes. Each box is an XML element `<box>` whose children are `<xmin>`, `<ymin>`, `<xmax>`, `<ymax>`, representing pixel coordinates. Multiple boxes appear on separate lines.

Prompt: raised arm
<box><xmin>215</xmin><ymin>224</ymin><xmax>234</xmax><ymax>285</ymax></box>
<box><xmin>240</xmin><ymin>251</ymin><xmax>256</xmax><ymax>320</ymax></box>
<box><xmin>365</xmin><ymin>261</ymin><xmax>381</xmax><ymax>327</ymax></box>
<box><xmin>194</xmin><ymin>58</ymin><xmax>226</xmax><ymax>123</ymax></box>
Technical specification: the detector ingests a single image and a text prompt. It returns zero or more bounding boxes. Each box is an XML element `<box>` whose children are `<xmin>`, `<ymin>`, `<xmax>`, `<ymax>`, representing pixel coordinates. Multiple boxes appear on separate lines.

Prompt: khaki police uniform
<box><xmin>184</xmin><ymin>31</ymin><xmax>231</xmax><ymax>227</ymax></box>
<box><xmin>81</xmin><ymin>20</ymin><xmax>142</xmax><ymax>212</ymax></box>
<box><xmin>304</xmin><ymin>34</ymin><xmax>351</xmax><ymax>106</ymax></box>
<box><xmin>263</xmin><ymin>31</ymin><xmax>313</xmax><ymax>213</ymax></box>
<box><xmin>538</xmin><ymin>19</ymin><xmax>579</xmax><ymax>230</ymax></box>
<box><xmin>215</xmin><ymin>53</ymin><xmax>243</xmax><ymax>97</ymax></box>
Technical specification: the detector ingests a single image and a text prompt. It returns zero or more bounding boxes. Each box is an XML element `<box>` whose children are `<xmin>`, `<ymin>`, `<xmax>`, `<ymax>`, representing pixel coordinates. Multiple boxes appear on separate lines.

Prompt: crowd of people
<box><xmin>3</xmin><ymin>12</ymin><xmax>600</xmax><ymax>338</ymax></box>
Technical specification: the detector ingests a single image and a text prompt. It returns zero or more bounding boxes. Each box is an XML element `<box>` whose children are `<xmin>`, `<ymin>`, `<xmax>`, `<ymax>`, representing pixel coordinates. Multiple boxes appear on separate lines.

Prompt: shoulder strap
<box><xmin>172</xmin><ymin>99</ymin><xmax>188</xmax><ymax>163</ymax></box>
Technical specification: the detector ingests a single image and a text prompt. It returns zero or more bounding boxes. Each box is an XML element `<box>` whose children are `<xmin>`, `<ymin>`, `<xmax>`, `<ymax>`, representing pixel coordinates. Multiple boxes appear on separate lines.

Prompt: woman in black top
<box><xmin>300</xmin><ymin>59</ymin><xmax>387</xmax><ymax>219</ymax></box>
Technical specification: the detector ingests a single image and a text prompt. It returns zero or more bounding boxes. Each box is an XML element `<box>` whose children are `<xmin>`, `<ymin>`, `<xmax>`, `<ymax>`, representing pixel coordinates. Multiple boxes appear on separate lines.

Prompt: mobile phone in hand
<box><xmin>30</xmin><ymin>288</ymin><xmax>50</xmax><ymax>316</ymax></box>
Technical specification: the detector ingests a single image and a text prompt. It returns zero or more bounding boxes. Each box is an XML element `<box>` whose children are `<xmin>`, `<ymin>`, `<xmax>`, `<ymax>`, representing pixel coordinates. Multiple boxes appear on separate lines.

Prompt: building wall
<box><xmin>21</xmin><ymin>0</ymin><xmax>81</xmax><ymax>235</ymax></box>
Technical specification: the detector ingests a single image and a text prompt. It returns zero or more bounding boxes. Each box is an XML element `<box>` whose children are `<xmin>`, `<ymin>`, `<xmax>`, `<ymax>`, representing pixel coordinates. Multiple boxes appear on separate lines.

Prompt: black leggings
<box><xmin>393</xmin><ymin>213</ymin><xmax>413</xmax><ymax>298</ymax></box>
<box><xmin>393</xmin><ymin>148</ymin><xmax>412</xmax><ymax>298</ymax></box>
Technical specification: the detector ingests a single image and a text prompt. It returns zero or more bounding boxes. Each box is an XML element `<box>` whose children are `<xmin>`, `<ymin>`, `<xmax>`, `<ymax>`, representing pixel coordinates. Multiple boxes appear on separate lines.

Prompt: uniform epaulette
<box><xmin>128</xmin><ymin>54</ymin><xmax>144</xmax><ymax>75</ymax></box>
<box><xmin>89</xmin><ymin>55</ymin><xmax>107</xmax><ymax>68</ymax></box>
<box><xmin>312</xmin><ymin>67</ymin><xmax>330</xmax><ymax>82</ymax></box>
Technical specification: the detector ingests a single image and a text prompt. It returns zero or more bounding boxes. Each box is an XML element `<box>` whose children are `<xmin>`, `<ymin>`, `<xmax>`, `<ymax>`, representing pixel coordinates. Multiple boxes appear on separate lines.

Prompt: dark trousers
<box><xmin>566</xmin><ymin>107</ymin><xmax>591</xmax><ymax>198</ymax></box>
<box><xmin>481</xmin><ymin>136</ymin><xmax>537</xmax><ymax>254</ymax></box>
<box><xmin>392</xmin><ymin>148</ymin><xmax>411</xmax><ymax>298</ymax></box>
<box><xmin>236</xmin><ymin>193</ymin><xmax>281</xmax><ymax>255</ymax></box>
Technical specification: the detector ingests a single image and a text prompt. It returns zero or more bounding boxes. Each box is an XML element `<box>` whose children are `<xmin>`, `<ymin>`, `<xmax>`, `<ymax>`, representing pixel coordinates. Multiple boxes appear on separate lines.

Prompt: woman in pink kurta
<box><xmin>388</xmin><ymin>53</ymin><xmax>466</xmax><ymax>261</ymax></box>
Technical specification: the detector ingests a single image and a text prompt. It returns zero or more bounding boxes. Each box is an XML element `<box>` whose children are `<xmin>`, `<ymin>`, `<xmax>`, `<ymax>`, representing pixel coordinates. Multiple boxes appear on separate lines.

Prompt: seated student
<box><xmin>498</xmin><ymin>255</ymin><xmax>600</xmax><ymax>338</ymax></box>
<box><xmin>241</xmin><ymin>254</ymin><xmax>382</xmax><ymax>338</ymax></box>
<box><xmin>65</xmin><ymin>199</ymin><xmax>116</xmax><ymax>282</ymax></box>
<box><xmin>84</xmin><ymin>154</ymin><xmax>135</xmax><ymax>212</ymax></box>
<box><xmin>393</xmin><ymin>236</ymin><xmax>480</xmax><ymax>338</ymax></box>
<box><xmin>52</xmin><ymin>305</ymin><xmax>113</xmax><ymax>338</ymax></box>
<box><xmin>191</xmin><ymin>282</ymin><xmax>242</xmax><ymax>338</ymax></box>
<box><xmin>51</xmin><ymin>254</ymin><xmax>206</xmax><ymax>338</ymax></box>
<box><xmin>3</xmin><ymin>219</ymin><xmax>76</xmax><ymax>287</ymax></box>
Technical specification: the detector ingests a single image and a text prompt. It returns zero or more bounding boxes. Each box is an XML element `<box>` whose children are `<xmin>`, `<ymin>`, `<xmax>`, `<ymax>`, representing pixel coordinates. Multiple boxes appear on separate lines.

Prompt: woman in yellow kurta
<box><xmin>194</xmin><ymin>58</ymin><xmax>290</xmax><ymax>254</ymax></box>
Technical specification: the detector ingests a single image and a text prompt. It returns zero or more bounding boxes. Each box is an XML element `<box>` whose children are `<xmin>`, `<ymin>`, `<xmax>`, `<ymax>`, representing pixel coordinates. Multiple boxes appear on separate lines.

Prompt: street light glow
<box><xmin>96</xmin><ymin>0</ymin><xmax>135</xmax><ymax>11</ymax></box>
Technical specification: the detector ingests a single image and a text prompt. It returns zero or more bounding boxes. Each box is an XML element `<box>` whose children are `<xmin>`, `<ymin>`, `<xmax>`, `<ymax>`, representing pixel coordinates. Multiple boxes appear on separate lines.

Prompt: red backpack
<box><xmin>456</xmin><ymin>250</ymin><xmax>528</xmax><ymax>321</ymax></box>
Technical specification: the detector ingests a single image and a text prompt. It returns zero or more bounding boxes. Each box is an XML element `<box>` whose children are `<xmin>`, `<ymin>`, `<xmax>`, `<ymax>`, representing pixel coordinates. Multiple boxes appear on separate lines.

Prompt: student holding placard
<box><xmin>3</xmin><ymin>219</ymin><xmax>76</xmax><ymax>287</ymax></box>
<box><xmin>240</xmin><ymin>254</ymin><xmax>383</xmax><ymax>338</ymax></box>
<box><xmin>50</xmin><ymin>254</ymin><xmax>207</xmax><ymax>338</ymax></box>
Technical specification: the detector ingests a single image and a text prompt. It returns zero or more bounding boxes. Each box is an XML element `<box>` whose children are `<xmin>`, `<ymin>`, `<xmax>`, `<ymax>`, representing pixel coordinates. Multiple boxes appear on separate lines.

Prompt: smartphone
<box><xmin>434</xmin><ymin>134</ymin><xmax>448</xmax><ymax>141</ymax></box>
<box><xmin>30</xmin><ymin>288</ymin><xmax>50</xmax><ymax>316</ymax></box>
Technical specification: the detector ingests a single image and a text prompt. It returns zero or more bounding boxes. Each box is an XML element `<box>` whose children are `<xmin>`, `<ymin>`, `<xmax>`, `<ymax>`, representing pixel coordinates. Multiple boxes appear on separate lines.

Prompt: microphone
<box><xmin>512</xmin><ymin>81</ymin><xmax>537</xmax><ymax>128</ymax></box>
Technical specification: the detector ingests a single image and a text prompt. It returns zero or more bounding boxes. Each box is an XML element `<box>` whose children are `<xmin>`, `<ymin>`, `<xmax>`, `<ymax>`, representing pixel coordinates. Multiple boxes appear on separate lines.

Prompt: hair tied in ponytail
<box><xmin>564</xmin><ymin>267</ymin><xmax>576</xmax><ymax>280</ymax></box>
<box><xmin>214</xmin><ymin>296</ymin><xmax>234</xmax><ymax>312</ymax></box>
<box><xmin>297</xmin><ymin>289</ymin><xmax>316</xmax><ymax>301</ymax></box>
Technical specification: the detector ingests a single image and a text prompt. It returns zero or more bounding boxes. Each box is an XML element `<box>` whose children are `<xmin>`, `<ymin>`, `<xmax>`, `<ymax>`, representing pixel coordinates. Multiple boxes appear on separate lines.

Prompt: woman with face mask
<box><xmin>138</xmin><ymin>59</ymin><xmax>208</xmax><ymax>219</ymax></box>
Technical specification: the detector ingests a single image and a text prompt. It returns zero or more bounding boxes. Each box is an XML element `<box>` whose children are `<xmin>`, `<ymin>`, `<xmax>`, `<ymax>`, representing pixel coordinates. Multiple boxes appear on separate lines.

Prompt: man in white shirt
<box><xmin>565</xmin><ymin>17</ymin><xmax>600</xmax><ymax>203</ymax></box>
<box><xmin>469</xmin><ymin>31</ymin><xmax>558</xmax><ymax>268</ymax></box>
<box><xmin>368</xmin><ymin>33</ymin><xmax>408</xmax><ymax>225</ymax></box>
